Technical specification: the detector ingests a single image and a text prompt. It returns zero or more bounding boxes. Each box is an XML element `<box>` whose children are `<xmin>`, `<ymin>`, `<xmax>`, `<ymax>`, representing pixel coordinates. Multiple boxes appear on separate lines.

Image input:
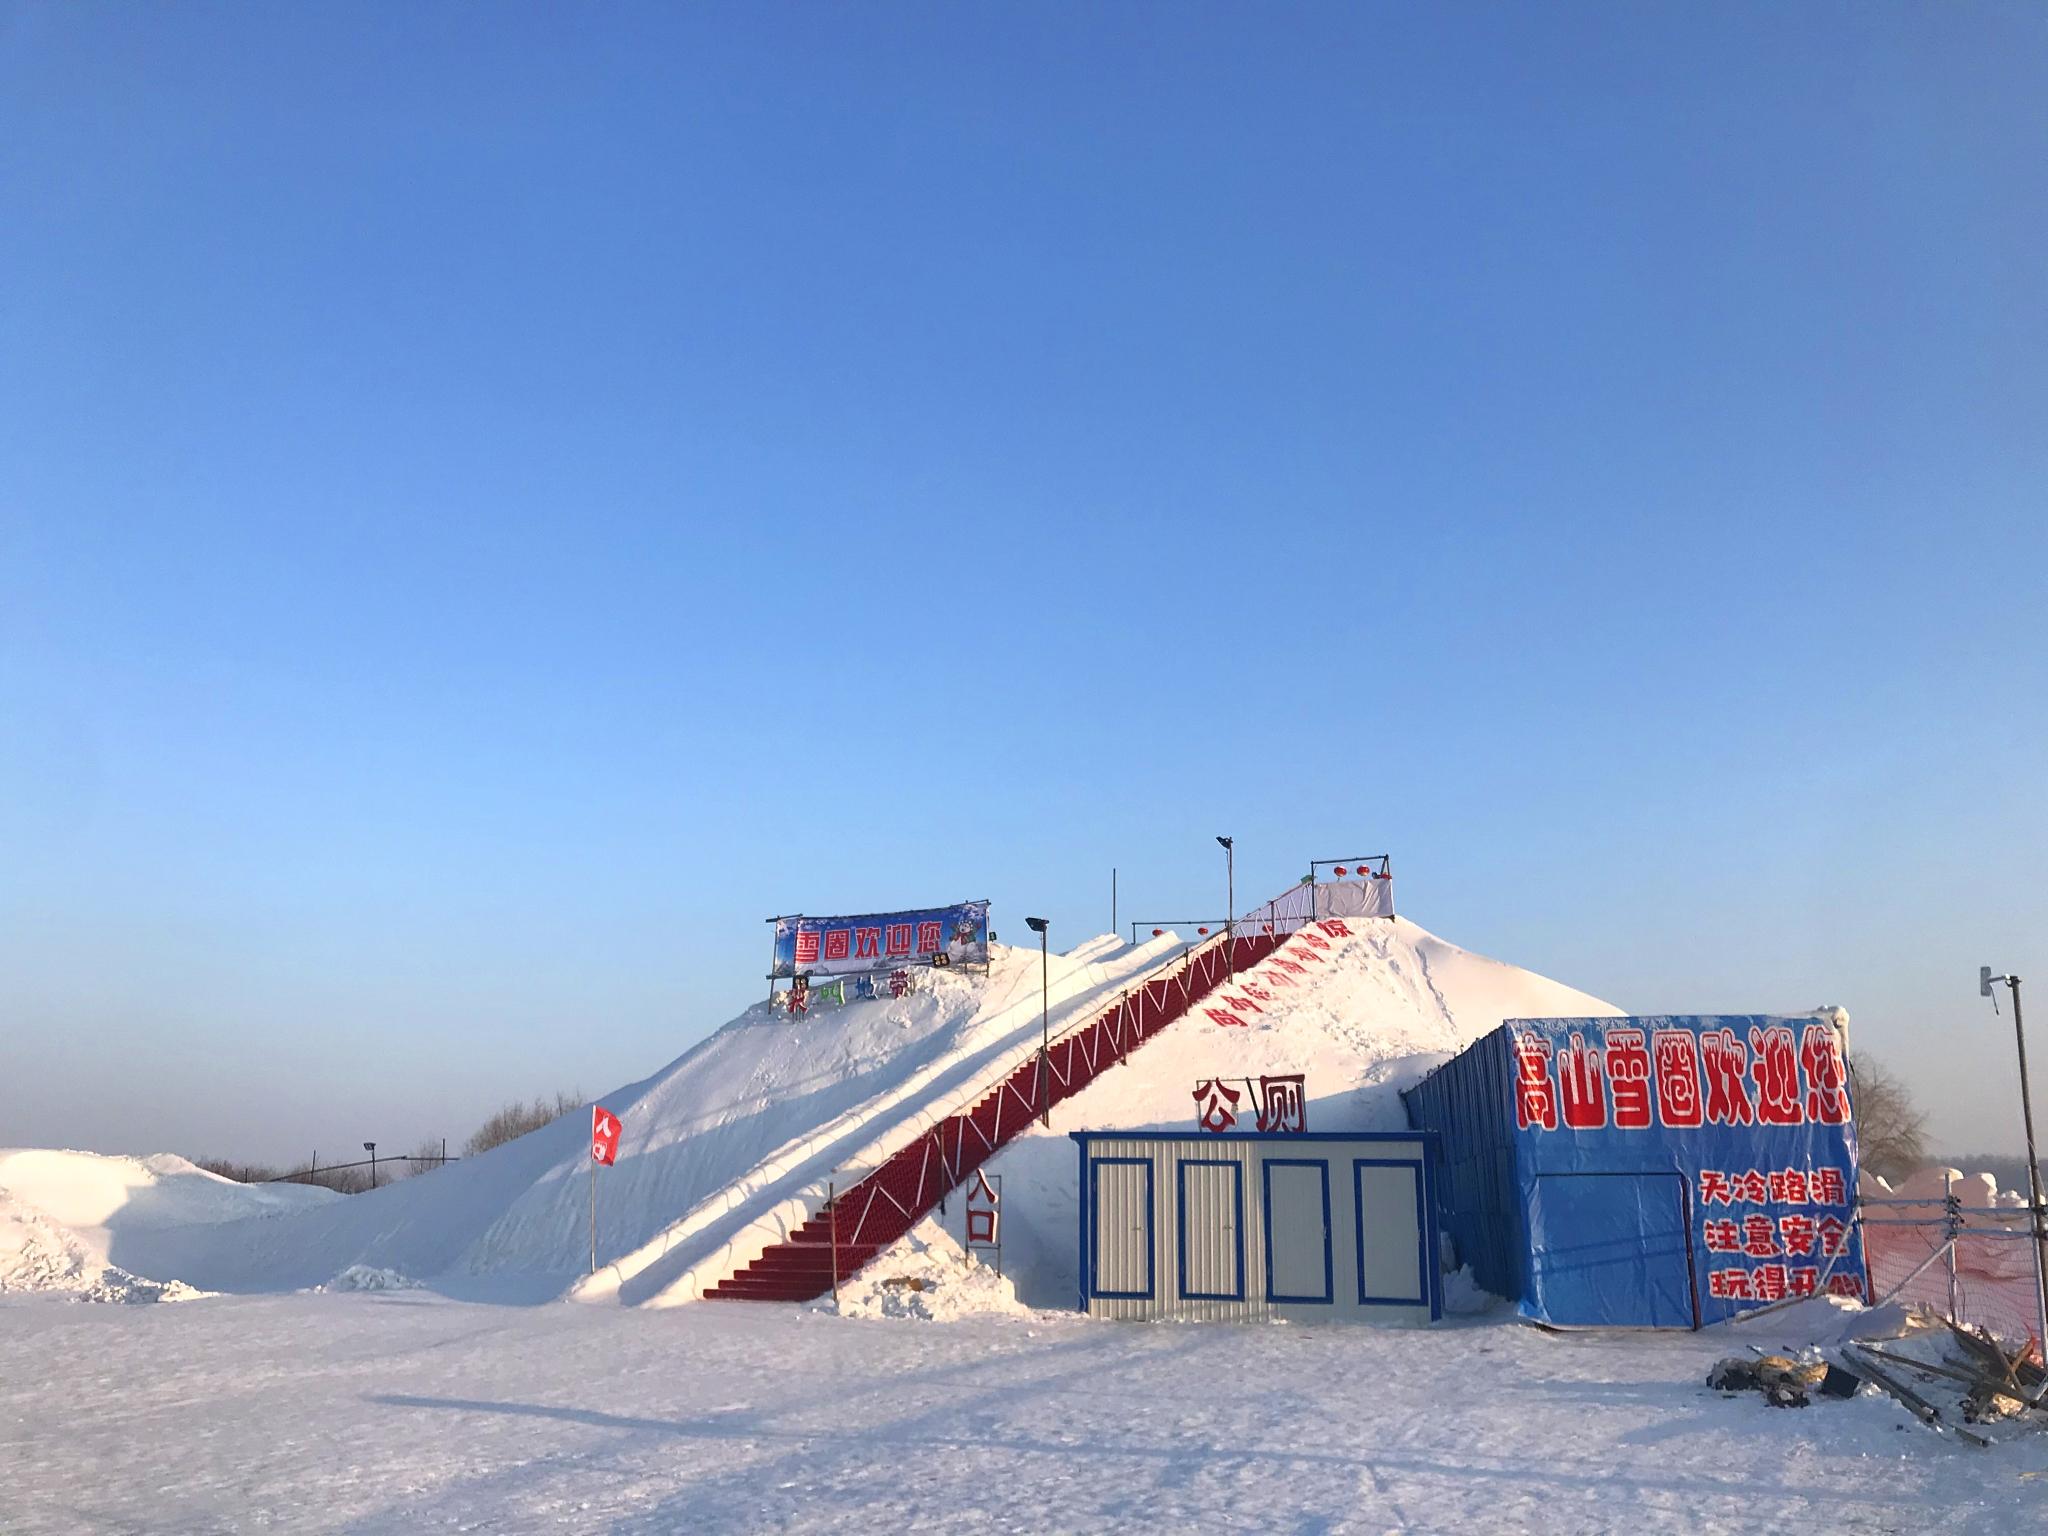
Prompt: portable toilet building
<box><xmin>1070</xmin><ymin>1130</ymin><xmax>1441</xmax><ymax>1323</ymax></box>
<box><xmin>1401</xmin><ymin>1015</ymin><xmax>1866</xmax><ymax>1329</ymax></box>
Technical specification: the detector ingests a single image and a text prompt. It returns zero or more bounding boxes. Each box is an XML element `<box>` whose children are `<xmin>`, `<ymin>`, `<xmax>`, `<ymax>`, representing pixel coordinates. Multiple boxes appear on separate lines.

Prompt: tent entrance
<box><xmin>1528</xmin><ymin>1172</ymin><xmax>1697</xmax><ymax>1328</ymax></box>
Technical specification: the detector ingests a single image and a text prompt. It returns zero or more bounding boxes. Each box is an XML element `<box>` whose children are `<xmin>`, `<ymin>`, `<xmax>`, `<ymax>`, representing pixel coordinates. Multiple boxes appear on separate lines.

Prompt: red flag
<box><xmin>590</xmin><ymin>1104</ymin><xmax>621</xmax><ymax>1166</ymax></box>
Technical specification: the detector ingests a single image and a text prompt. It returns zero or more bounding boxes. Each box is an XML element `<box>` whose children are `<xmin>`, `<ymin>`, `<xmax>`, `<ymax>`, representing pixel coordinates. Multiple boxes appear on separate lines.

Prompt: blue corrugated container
<box><xmin>1400</xmin><ymin>1025</ymin><xmax>1526</xmax><ymax>1305</ymax></box>
<box><xmin>1403</xmin><ymin>1015</ymin><xmax>1867</xmax><ymax>1328</ymax></box>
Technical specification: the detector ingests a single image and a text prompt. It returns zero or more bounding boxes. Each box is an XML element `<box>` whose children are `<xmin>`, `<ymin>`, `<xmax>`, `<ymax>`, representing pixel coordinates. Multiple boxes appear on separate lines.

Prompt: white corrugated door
<box><xmin>1263</xmin><ymin>1158</ymin><xmax>1332</xmax><ymax>1304</ymax></box>
<box><xmin>1353</xmin><ymin>1160</ymin><xmax>1426</xmax><ymax>1306</ymax></box>
<box><xmin>1091</xmin><ymin>1157</ymin><xmax>1154</xmax><ymax>1299</ymax></box>
<box><xmin>1177</xmin><ymin>1159</ymin><xmax>1244</xmax><ymax>1301</ymax></box>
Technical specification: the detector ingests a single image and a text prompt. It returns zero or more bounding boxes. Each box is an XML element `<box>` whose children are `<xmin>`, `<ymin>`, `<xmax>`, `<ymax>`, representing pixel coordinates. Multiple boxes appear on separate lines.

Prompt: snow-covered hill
<box><xmin>109</xmin><ymin>933</ymin><xmax>1191</xmax><ymax>1299</ymax></box>
<box><xmin>975</xmin><ymin>915</ymin><xmax>1625</xmax><ymax>1307</ymax></box>
<box><xmin>13</xmin><ymin>913</ymin><xmax>1632</xmax><ymax>1306</ymax></box>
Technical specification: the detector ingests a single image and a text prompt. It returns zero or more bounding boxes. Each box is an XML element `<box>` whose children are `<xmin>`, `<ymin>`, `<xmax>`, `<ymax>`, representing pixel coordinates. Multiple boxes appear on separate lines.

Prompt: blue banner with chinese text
<box><xmin>1504</xmin><ymin>1015</ymin><xmax>1866</xmax><ymax>1326</ymax></box>
<box><xmin>770</xmin><ymin>901</ymin><xmax>990</xmax><ymax>979</ymax></box>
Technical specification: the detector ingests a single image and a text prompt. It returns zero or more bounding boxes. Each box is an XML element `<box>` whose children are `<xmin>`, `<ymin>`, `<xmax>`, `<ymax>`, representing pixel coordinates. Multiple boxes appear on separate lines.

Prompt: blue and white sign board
<box><xmin>770</xmin><ymin>900</ymin><xmax>990</xmax><ymax>979</ymax></box>
<box><xmin>1403</xmin><ymin>1015</ymin><xmax>1866</xmax><ymax>1328</ymax></box>
<box><xmin>1071</xmin><ymin>1131</ymin><xmax>1441</xmax><ymax>1325</ymax></box>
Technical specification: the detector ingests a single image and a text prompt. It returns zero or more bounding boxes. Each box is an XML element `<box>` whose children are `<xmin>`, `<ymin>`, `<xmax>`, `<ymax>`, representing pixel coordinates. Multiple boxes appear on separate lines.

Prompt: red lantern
<box><xmin>1197</xmin><ymin>926</ymin><xmax>1209</xmax><ymax>935</ymax></box>
<box><xmin>1152</xmin><ymin>928</ymin><xmax>1164</xmax><ymax>937</ymax></box>
<box><xmin>1334</xmin><ymin>865</ymin><xmax>1348</xmax><ymax>876</ymax></box>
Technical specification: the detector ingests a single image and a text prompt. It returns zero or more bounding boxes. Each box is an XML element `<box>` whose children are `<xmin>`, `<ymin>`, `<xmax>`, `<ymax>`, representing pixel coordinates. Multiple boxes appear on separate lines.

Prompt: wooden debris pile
<box><xmin>1841</xmin><ymin>1321</ymin><xmax>2046</xmax><ymax>1447</ymax></box>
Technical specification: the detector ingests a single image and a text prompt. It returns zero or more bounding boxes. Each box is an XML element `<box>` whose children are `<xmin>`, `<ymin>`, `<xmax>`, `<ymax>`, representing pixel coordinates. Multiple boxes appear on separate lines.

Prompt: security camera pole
<box><xmin>1027</xmin><ymin>917</ymin><xmax>1050</xmax><ymax>1125</ymax></box>
<box><xmin>1216</xmin><ymin>836</ymin><xmax>1234</xmax><ymax>977</ymax></box>
<box><xmin>1982</xmin><ymin>965</ymin><xmax>2048</xmax><ymax>1385</ymax></box>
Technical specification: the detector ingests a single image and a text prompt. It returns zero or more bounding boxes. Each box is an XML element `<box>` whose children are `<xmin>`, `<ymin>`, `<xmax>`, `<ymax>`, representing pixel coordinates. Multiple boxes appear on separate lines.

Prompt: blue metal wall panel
<box><xmin>1401</xmin><ymin>1026</ymin><xmax>1526</xmax><ymax>1305</ymax></box>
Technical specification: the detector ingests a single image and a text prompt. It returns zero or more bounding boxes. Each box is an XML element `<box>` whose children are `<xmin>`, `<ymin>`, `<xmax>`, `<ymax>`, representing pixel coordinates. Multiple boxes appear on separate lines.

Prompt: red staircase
<box><xmin>706</xmin><ymin>923</ymin><xmax>1298</xmax><ymax>1302</ymax></box>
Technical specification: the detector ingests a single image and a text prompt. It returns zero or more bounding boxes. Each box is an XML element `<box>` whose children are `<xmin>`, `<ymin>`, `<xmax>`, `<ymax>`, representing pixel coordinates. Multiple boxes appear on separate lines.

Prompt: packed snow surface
<box><xmin>5</xmin><ymin>1290</ymin><xmax>2044</xmax><ymax>1533</ymax></box>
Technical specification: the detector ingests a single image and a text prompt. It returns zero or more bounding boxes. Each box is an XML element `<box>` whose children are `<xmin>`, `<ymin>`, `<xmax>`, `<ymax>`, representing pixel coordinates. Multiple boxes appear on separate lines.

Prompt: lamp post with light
<box><xmin>1027</xmin><ymin>917</ymin><xmax>1051</xmax><ymax>1125</ymax></box>
<box><xmin>1216</xmin><ymin>836</ymin><xmax>1234</xmax><ymax>976</ymax></box>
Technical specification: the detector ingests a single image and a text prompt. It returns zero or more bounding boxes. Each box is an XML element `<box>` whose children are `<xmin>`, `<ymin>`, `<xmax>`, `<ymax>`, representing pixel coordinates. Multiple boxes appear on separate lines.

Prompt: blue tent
<box><xmin>1402</xmin><ymin>1016</ymin><xmax>1866</xmax><ymax>1328</ymax></box>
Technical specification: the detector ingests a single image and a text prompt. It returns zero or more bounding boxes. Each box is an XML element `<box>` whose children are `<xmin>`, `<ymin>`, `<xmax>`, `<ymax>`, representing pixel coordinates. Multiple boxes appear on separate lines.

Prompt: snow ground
<box><xmin>4</xmin><ymin>1291</ymin><xmax>2043</xmax><ymax>1535</ymax></box>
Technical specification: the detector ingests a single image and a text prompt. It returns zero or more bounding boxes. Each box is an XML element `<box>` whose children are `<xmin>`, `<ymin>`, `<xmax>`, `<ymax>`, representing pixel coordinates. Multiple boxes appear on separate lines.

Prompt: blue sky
<box><xmin>3</xmin><ymin>4</ymin><xmax>2044</xmax><ymax>1162</ymax></box>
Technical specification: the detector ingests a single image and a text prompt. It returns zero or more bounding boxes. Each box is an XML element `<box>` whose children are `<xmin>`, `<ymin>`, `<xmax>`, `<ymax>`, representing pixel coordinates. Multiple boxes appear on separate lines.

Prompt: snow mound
<box><xmin>818</xmin><ymin>1217</ymin><xmax>1029</xmax><ymax>1322</ymax></box>
<box><xmin>74</xmin><ymin>1270</ymin><xmax>216</xmax><ymax>1304</ymax></box>
<box><xmin>0</xmin><ymin>1192</ymin><xmax>212</xmax><ymax>1303</ymax></box>
<box><xmin>1728</xmin><ymin>1294</ymin><xmax>1912</xmax><ymax>1348</ymax></box>
<box><xmin>320</xmin><ymin>1265</ymin><xmax>424</xmax><ymax>1293</ymax></box>
<box><xmin>0</xmin><ymin>1149</ymin><xmax>339</xmax><ymax>1235</ymax></box>
<box><xmin>0</xmin><ymin>1151</ymin><xmax>319</xmax><ymax>1302</ymax></box>
<box><xmin>1441</xmin><ymin>1266</ymin><xmax>1508</xmax><ymax>1317</ymax></box>
<box><xmin>0</xmin><ymin>1190</ymin><xmax>98</xmax><ymax>1295</ymax></box>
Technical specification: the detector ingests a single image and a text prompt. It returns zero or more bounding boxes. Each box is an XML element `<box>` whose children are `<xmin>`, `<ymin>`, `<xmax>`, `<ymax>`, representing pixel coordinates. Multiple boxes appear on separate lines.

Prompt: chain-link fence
<box><xmin>1861</xmin><ymin>1173</ymin><xmax>2046</xmax><ymax>1350</ymax></box>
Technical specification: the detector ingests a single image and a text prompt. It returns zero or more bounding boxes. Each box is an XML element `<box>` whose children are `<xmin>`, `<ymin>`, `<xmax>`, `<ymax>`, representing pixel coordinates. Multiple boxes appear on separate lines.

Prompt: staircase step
<box><xmin>705</xmin><ymin>1279</ymin><xmax>830</xmax><ymax>1302</ymax></box>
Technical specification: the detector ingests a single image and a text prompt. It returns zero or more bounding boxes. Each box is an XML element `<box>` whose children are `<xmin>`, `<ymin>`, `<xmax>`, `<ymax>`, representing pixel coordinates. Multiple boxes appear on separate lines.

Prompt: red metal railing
<box><xmin>706</xmin><ymin>916</ymin><xmax>1304</xmax><ymax>1301</ymax></box>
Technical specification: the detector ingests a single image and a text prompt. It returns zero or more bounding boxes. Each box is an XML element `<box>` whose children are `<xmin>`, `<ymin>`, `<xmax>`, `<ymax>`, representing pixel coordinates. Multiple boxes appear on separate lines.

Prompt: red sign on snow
<box><xmin>591</xmin><ymin>1105</ymin><xmax>621</xmax><ymax>1166</ymax></box>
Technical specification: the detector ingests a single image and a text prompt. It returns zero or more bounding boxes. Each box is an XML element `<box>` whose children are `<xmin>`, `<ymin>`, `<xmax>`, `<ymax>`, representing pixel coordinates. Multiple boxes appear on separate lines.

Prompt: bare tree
<box><xmin>1853</xmin><ymin>1056</ymin><xmax>1929</xmax><ymax>1183</ymax></box>
<box><xmin>463</xmin><ymin>1089</ymin><xmax>584</xmax><ymax>1157</ymax></box>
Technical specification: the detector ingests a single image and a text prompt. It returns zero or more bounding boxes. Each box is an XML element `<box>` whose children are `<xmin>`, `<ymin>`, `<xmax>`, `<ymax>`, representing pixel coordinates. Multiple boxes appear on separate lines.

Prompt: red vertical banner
<box><xmin>591</xmin><ymin>1105</ymin><xmax>621</xmax><ymax>1166</ymax></box>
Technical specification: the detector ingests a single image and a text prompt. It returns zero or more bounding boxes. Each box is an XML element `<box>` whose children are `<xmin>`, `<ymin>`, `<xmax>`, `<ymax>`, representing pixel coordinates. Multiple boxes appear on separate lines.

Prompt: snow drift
<box><xmin>0</xmin><ymin>1149</ymin><xmax>337</xmax><ymax>1302</ymax></box>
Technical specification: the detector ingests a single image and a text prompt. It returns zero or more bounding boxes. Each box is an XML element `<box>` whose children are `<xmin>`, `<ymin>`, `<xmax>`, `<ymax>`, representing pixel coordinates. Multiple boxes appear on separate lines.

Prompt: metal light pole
<box><xmin>363</xmin><ymin>1141</ymin><xmax>378</xmax><ymax>1191</ymax></box>
<box><xmin>1982</xmin><ymin>967</ymin><xmax>2048</xmax><ymax>1372</ymax></box>
<box><xmin>1027</xmin><ymin>917</ymin><xmax>1050</xmax><ymax>1125</ymax></box>
<box><xmin>1216</xmin><ymin>836</ymin><xmax>1234</xmax><ymax>977</ymax></box>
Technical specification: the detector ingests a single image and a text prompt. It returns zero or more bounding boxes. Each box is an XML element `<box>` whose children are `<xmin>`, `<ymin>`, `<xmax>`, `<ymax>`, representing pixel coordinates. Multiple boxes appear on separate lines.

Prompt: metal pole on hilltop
<box><xmin>1216</xmin><ymin>837</ymin><xmax>1234</xmax><ymax>977</ymax></box>
<box><xmin>363</xmin><ymin>1142</ymin><xmax>377</xmax><ymax>1190</ymax></box>
<box><xmin>589</xmin><ymin>1153</ymin><xmax>597</xmax><ymax>1275</ymax></box>
<box><xmin>1027</xmin><ymin>917</ymin><xmax>1050</xmax><ymax>1126</ymax></box>
<box><xmin>1112</xmin><ymin>868</ymin><xmax>1117</xmax><ymax>940</ymax></box>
